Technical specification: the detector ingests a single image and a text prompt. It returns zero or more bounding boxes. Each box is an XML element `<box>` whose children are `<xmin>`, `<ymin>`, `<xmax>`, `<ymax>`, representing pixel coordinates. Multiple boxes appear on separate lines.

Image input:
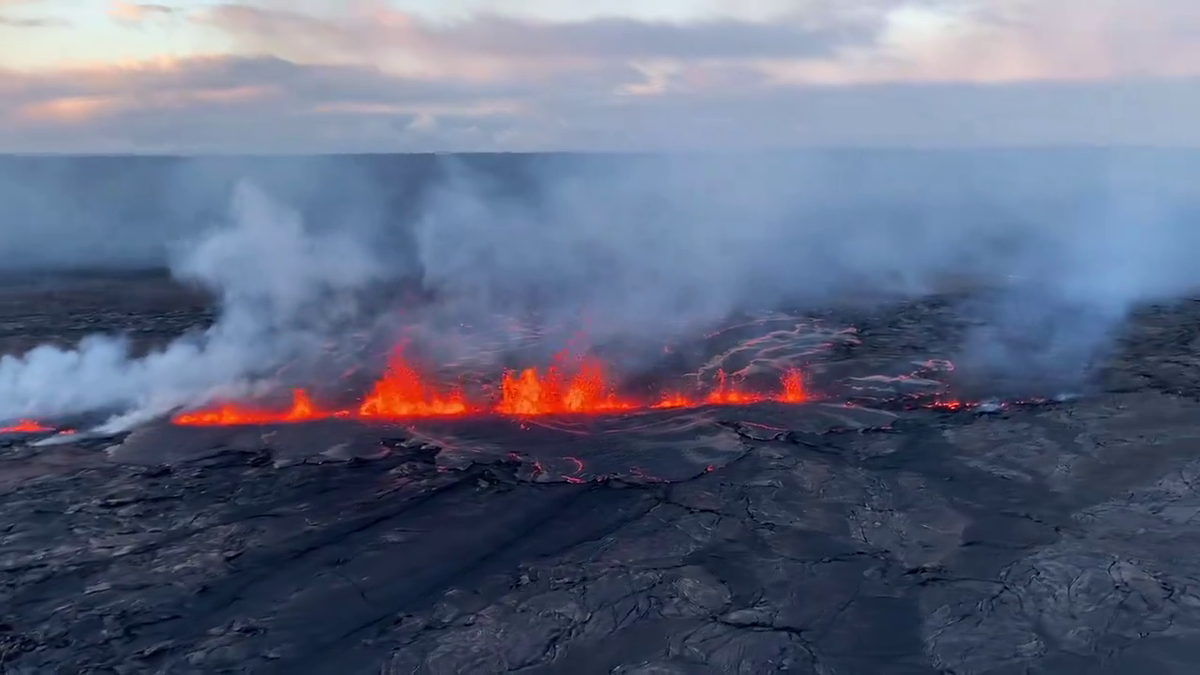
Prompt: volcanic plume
<box><xmin>6</xmin><ymin>152</ymin><xmax>1175</xmax><ymax>434</ymax></box>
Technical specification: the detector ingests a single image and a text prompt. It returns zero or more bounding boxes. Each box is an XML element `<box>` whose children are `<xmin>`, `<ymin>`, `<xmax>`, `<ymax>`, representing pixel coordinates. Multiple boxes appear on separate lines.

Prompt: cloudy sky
<box><xmin>1</xmin><ymin>0</ymin><xmax>1198</xmax><ymax>152</ymax></box>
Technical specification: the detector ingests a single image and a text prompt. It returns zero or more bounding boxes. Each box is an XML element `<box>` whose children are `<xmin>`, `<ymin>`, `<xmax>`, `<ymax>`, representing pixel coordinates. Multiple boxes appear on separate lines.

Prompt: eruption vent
<box><xmin>358</xmin><ymin>350</ymin><xmax>471</xmax><ymax>418</ymax></box>
<box><xmin>172</xmin><ymin>389</ymin><xmax>328</xmax><ymax>427</ymax></box>
<box><xmin>169</xmin><ymin>349</ymin><xmax>810</xmax><ymax>427</ymax></box>
<box><xmin>0</xmin><ymin>419</ymin><xmax>53</xmax><ymax>434</ymax></box>
<box><xmin>496</xmin><ymin>353</ymin><xmax>636</xmax><ymax>415</ymax></box>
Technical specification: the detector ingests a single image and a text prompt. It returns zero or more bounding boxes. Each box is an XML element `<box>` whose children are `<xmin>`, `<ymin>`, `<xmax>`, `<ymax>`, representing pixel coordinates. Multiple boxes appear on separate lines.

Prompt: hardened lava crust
<box><xmin>4</xmin><ymin>274</ymin><xmax>1200</xmax><ymax>674</ymax></box>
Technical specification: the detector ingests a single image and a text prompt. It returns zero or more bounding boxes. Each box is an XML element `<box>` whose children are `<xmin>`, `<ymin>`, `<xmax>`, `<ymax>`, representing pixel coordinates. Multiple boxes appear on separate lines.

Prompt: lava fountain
<box><xmin>496</xmin><ymin>353</ymin><xmax>638</xmax><ymax>415</ymax></box>
<box><xmin>358</xmin><ymin>350</ymin><xmax>472</xmax><ymax>419</ymax></box>
<box><xmin>0</xmin><ymin>419</ymin><xmax>55</xmax><ymax>434</ymax></box>
<box><xmin>168</xmin><ymin>349</ymin><xmax>811</xmax><ymax>427</ymax></box>
<box><xmin>172</xmin><ymin>389</ymin><xmax>331</xmax><ymax>426</ymax></box>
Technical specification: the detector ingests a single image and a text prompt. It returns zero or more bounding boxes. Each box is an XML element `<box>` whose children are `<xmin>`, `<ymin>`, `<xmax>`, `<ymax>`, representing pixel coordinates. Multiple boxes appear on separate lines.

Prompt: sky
<box><xmin>1</xmin><ymin>0</ymin><xmax>1199</xmax><ymax>152</ymax></box>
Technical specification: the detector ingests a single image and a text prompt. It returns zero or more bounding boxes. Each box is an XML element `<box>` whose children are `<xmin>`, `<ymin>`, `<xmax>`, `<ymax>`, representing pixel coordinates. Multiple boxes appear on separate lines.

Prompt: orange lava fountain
<box><xmin>653</xmin><ymin>367</ymin><xmax>806</xmax><ymax>409</ymax></box>
<box><xmin>358</xmin><ymin>350</ymin><xmax>471</xmax><ymax>419</ymax></box>
<box><xmin>781</xmin><ymin>367</ymin><xmax>806</xmax><ymax>403</ymax></box>
<box><xmin>0</xmin><ymin>419</ymin><xmax>54</xmax><ymax>434</ymax></box>
<box><xmin>496</xmin><ymin>355</ymin><xmax>638</xmax><ymax>415</ymax></box>
<box><xmin>173</xmin><ymin>389</ymin><xmax>330</xmax><ymax>426</ymax></box>
<box><xmin>169</xmin><ymin>350</ymin><xmax>813</xmax><ymax>427</ymax></box>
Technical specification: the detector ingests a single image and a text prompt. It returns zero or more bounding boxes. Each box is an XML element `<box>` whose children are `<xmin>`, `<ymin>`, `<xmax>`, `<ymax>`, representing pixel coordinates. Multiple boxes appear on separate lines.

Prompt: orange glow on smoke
<box><xmin>170</xmin><ymin>350</ymin><xmax>814</xmax><ymax>427</ymax></box>
<box><xmin>0</xmin><ymin>419</ymin><xmax>54</xmax><ymax>434</ymax></box>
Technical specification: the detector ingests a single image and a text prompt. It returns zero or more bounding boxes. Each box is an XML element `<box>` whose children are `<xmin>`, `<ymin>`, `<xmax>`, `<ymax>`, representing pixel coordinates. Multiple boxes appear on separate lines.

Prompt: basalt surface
<box><xmin>3</xmin><ymin>277</ymin><xmax>1200</xmax><ymax>674</ymax></box>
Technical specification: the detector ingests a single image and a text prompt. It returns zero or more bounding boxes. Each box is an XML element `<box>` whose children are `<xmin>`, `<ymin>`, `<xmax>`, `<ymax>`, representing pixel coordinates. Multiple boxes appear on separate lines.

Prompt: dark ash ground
<box><xmin>4</xmin><ymin>276</ymin><xmax>1200</xmax><ymax>674</ymax></box>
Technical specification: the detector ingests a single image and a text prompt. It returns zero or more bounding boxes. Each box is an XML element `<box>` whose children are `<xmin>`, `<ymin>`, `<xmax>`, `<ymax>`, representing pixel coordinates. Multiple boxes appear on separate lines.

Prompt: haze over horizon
<box><xmin>1</xmin><ymin>0</ymin><xmax>1198</xmax><ymax>152</ymax></box>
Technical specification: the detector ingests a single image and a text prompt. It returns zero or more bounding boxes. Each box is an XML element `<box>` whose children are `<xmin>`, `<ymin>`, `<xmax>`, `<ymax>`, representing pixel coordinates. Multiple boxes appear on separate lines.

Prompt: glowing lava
<box><xmin>653</xmin><ymin>367</ymin><xmax>806</xmax><ymax>409</ymax></box>
<box><xmin>781</xmin><ymin>367</ymin><xmax>806</xmax><ymax>403</ymax></box>
<box><xmin>496</xmin><ymin>355</ymin><xmax>637</xmax><ymax>415</ymax></box>
<box><xmin>170</xmin><ymin>351</ymin><xmax>813</xmax><ymax>427</ymax></box>
<box><xmin>173</xmin><ymin>389</ymin><xmax>330</xmax><ymax>426</ymax></box>
<box><xmin>928</xmin><ymin>399</ymin><xmax>969</xmax><ymax>410</ymax></box>
<box><xmin>706</xmin><ymin>369</ymin><xmax>767</xmax><ymax>405</ymax></box>
<box><xmin>359</xmin><ymin>350</ymin><xmax>471</xmax><ymax>418</ymax></box>
<box><xmin>0</xmin><ymin>419</ymin><xmax>53</xmax><ymax>434</ymax></box>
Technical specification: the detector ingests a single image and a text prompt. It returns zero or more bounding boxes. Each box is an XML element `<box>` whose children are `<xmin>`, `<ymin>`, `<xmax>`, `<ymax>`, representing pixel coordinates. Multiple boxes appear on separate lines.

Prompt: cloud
<box><xmin>0</xmin><ymin>0</ymin><xmax>67</xmax><ymax>29</ymax></box>
<box><xmin>192</xmin><ymin>1</ymin><xmax>1200</xmax><ymax>82</ymax></box>
<box><xmin>107</xmin><ymin>1</ymin><xmax>179</xmax><ymax>24</ymax></box>
<box><xmin>0</xmin><ymin>16</ymin><xmax>64</xmax><ymax>27</ymax></box>
<box><xmin>2</xmin><ymin>0</ymin><xmax>1200</xmax><ymax>150</ymax></box>
<box><xmin>2</xmin><ymin>52</ymin><xmax>1200</xmax><ymax>153</ymax></box>
<box><xmin>0</xmin><ymin>55</ymin><xmax>561</xmax><ymax>152</ymax></box>
<box><xmin>194</xmin><ymin>2</ymin><xmax>895</xmax><ymax>71</ymax></box>
<box><xmin>863</xmin><ymin>0</ymin><xmax>1200</xmax><ymax>82</ymax></box>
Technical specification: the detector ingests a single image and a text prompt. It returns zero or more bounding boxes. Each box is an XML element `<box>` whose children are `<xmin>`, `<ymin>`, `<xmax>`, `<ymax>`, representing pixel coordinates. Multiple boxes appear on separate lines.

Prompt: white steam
<box><xmin>2</xmin><ymin>153</ymin><xmax>1200</xmax><ymax>427</ymax></box>
<box><xmin>408</xmin><ymin>155</ymin><xmax>1200</xmax><ymax>382</ymax></box>
<box><xmin>0</xmin><ymin>181</ymin><xmax>386</xmax><ymax>427</ymax></box>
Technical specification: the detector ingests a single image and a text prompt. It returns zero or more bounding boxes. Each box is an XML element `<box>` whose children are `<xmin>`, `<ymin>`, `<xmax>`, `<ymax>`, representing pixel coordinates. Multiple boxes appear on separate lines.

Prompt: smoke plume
<box><xmin>406</xmin><ymin>153</ymin><xmax>1200</xmax><ymax>387</ymax></box>
<box><xmin>0</xmin><ymin>181</ymin><xmax>389</xmax><ymax>426</ymax></box>
<box><xmin>1</xmin><ymin>150</ymin><xmax>1199</xmax><ymax>426</ymax></box>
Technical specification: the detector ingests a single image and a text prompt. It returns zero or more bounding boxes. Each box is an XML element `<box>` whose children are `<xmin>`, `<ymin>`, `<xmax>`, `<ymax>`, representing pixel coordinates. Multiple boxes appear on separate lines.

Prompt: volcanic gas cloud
<box><xmin>172</xmin><ymin>348</ymin><xmax>808</xmax><ymax>427</ymax></box>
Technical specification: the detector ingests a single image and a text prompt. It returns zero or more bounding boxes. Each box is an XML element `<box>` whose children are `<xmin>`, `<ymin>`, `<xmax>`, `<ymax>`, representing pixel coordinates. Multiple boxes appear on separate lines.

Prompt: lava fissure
<box><xmin>171</xmin><ymin>350</ymin><xmax>812</xmax><ymax>427</ymax></box>
<box><xmin>0</xmin><ymin>419</ymin><xmax>55</xmax><ymax>434</ymax></box>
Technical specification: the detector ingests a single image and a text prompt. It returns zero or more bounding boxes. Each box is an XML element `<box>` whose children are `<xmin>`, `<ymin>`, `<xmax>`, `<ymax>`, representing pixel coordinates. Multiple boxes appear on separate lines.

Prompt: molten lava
<box><xmin>0</xmin><ymin>419</ymin><xmax>53</xmax><ymax>434</ymax></box>
<box><xmin>496</xmin><ymin>355</ymin><xmax>637</xmax><ymax>415</ymax></box>
<box><xmin>173</xmin><ymin>389</ymin><xmax>330</xmax><ymax>426</ymax></box>
<box><xmin>654</xmin><ymin>367</ymin><xmax>805</xmax><ymax>409</ymax></box>
<box><xmin>359</xmin><ymin>350</ymin><xmax>470</xmax><ymax>418</ymax></box>
<box><xmin>781</xmin><ymin>367</ymin><xmax>806</xmax><ymax>403</ymax></box>
<box><xmin>170</xmin><ymin>350</ymin><xmax>813</xmax><ymax>427</ymax></box>
<box><xmin>705</xmin><ymin>369</ymin><xmax>768</xmax><ymax>405</ymax></box>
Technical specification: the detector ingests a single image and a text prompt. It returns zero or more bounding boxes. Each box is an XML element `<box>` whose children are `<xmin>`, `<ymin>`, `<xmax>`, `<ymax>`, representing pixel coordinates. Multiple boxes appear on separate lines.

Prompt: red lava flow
<box><xmin>0</xmin><ymin>419</ymin><xmax>54</xmax><ymax>434</ymax></box>
<box><xmin>170</xmin><ymin>348</ymin><xmax>812</xmax><ymax>427</ymax></box>
<box><xmin>169</xmin><ymin>389</ymin><xmax>331</xmax><ymax>427</ymax></box>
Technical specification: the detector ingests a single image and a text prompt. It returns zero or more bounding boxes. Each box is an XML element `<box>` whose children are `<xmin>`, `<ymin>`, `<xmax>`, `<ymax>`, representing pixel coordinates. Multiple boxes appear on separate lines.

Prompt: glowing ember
<box><xmin>929</xmin><ymin>399</ymin><xmax>969</xmax><ymax>410</ymax></box>
<box><xmin>0</xmin><ymin>419</ymin><xmax>53</xmax><ymax>434</ymax></box>
<box><xmin>359</xmin><ymin>350</ymin><xmax>470</xmax><ymax>419</ymax></box>
<box><xmin>496</xmin><ymin>354</ymin><xmax>637</xmax><ymax>415</ymax></box>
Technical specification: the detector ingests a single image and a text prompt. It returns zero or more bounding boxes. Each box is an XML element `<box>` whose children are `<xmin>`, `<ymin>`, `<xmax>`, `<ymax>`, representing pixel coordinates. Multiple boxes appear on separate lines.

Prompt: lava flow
<box><xmin>0</xmin><ymin>419</ymin><xmax>54</xmax><ymax>434</ymax></box>
<box><xmin>171</xmin><ymin>349</ymin><xmax>812</xmax><ymax>427</ymax></box>
<box><xmin>652</xmin><ymin>367</ymin><xmax>806</xmax><ymax>409</ymax></box>
<box><xmin>173</xmin><ymin>389</ymin><xmax>330</xmax><ymax>426</ymax></box>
